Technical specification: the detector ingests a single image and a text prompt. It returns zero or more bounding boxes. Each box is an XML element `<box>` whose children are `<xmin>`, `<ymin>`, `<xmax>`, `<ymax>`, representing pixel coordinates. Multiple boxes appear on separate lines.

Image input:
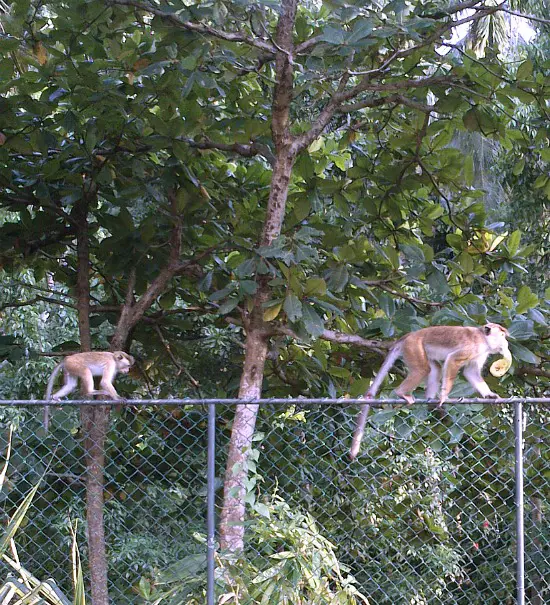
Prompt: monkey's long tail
<box><xmin>43</xmin><ymin>362</ymin><xmax>63</xmax><ymax>433</ymax></box>
<box><xmin>349</xmin><ymin>344</ymin><xmax>402</xmax><ymax>460</ymax></box>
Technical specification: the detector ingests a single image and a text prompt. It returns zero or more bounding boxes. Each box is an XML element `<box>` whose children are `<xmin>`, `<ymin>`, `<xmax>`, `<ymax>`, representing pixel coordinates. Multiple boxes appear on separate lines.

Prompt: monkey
<box><xmin>350</xmin><ymin>323</ymin><xmax>509</xmax><ymax>460</ymax></box>
<box><xmin>43</xmin><ymin>351</ymin><xmax>135</xmax><ymax>431</ymax></box>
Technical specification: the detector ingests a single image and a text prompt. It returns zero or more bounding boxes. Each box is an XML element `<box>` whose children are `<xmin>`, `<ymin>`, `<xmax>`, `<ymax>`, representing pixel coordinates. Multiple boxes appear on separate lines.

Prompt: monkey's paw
<box><xmin>398</xmin><ymin>394</ymin><xmax>415</xmax><ymax>405</ymax></box>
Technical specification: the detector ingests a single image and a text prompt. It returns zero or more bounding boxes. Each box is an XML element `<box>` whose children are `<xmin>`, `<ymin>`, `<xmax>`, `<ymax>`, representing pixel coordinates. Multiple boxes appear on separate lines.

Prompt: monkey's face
<box><xmin>114</xmin><ymin>352</ymin><xmax>135</xmax><ymax>373</ymax></box>
<box><xmin>484</xmin><ymin>323</ymin><xmax>510</xmax><ymax>355</ymax></box>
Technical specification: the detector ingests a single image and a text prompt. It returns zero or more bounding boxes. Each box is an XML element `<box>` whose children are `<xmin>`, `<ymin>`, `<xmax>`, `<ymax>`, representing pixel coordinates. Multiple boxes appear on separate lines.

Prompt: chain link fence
<box><xmin>0</xmin><ymin>400</ymin><xmax>548</xmax><ymax>604</ymax></box>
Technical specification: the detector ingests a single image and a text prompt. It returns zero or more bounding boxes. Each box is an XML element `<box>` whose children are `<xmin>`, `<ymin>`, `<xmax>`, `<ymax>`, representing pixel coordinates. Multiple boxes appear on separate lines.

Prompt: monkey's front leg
<box><xmin>463</xmin><ymin>362</ymin><xmax>499</xmax><ymax>399</ymax></box>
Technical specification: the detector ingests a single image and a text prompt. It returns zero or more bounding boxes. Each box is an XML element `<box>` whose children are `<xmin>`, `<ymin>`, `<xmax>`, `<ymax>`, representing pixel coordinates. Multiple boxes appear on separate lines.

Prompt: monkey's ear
<box><xmin>484</xmin><ymin>325</ymin><xmax>491</xmax><ymax>335</ymax></box>
<box><xmin>115</xmin><ymin>353</ymin><xmax>124</xmax><ymax>360</ymax></box>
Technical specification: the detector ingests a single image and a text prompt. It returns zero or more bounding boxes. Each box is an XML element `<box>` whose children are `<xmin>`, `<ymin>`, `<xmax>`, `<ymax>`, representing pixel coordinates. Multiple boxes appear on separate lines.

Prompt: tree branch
<box><xmin>0</xmin><ymin>295</ymin><xmax>77</xmax><ymax>311</ymax></box>
<box><xmin>107</xmin><ymin>0</ymin><xmax>275</xmax><ymax>53</ymax></box>
<box><xmin>516</xmin><ymin>366</ymin><xmax>550</xmax><ymax>379</ymax></box>
<box><xmin>1</xmin><ymin>193</ymin><xmax>74</xmax><ymax>224</ymax></box>
<box><xmin>501</xmin><ymin>8</ymin><xmax>550</xmax><ymax>27</ymax></box>
<box><xmin>273</xmin><ymin>324</ymin><xmax>389</xmax><ymax>357</ymax></box>
<box><xmin>291</xmin><ymin>72</ymin><xmax>350</xmax><ymax>154</ymax></box>
<box><xmin>180</xmin><ymin>136</ymin><xmax>274</xmax><ymax>164</ymax></box>
<box><xmin>153</xmin><ymin>324</ymin><xmax>201</xmax><ymax>387</ymax></box>
<box><xmin>341</xmin><ymin>74</ymin><xmax>455</xmax><ymax>103</ymax></box>
<box><xmin>271</xmin><ymin>0</ymin><xmax>297</xmax><ymax>149</ymax></box>
<box><xmin>114</xmin><ymin>191</ymin><xmax>184</xmax><ymax>336</ymax></box>
<box><xmin>340</xmin><ymin>93</ymin><xmax>435</xmax><ymax>114</ymax></box>
<box><xmin>361</xmin><ymin>280</ymin><xmax>445</xmax><ymax>308</ymax></box>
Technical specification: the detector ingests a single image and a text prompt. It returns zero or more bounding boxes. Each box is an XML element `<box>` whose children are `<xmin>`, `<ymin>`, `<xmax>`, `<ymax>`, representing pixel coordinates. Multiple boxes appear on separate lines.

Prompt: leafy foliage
<box><xmin>0</xmin><ymin>0</ymin><xmax>549</xmax><ymax>600</ymax></box>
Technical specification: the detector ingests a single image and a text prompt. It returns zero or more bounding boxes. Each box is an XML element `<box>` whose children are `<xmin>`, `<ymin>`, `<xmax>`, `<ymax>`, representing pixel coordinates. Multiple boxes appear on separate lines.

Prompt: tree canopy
<box><xmin>0</xmin><ymin>0</ymin><xmax>549</xmax><ymax>602</ymax></box>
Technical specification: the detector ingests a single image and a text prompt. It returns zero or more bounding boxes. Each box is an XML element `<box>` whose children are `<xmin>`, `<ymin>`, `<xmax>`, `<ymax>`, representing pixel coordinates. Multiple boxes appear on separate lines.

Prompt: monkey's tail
<box><xmin>366</xmin><ymin>343</ymin><xmax>402</xmax><ymax>399</ymax></box>
<box><xmin>44</xmin><ymin>361</ymin><xmax>63</xmax><ymax>432</ymax></box>
<box><xmin>349</xmin><ymin>343</ymin><xmax>403</xmax><ymax>460</ymax></box>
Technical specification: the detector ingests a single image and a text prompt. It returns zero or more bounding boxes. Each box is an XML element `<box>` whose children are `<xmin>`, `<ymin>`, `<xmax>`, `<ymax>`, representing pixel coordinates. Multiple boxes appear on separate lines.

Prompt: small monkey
<box><xmin>350</xmin><ymin>323</ymin><xmax>509</xmax><ymax>460</ymax></box>
<box><xmin>44</xmin><ymin>351</ymin><xmax>135</xmax><ymax>431</ymax></box>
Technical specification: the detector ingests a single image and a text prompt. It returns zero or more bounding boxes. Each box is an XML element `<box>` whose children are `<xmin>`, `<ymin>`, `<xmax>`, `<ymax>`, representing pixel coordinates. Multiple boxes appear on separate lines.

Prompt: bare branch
<box><xmin>107</xmin><ymin>0</ymin><xmax>275</xmax><ymax>54</ymax></box>
<box><xmin>0</xmin><ymin>295</ymin><xmax>77</xmax><ymax>311</ymax></box>
<box><xmin>1</xmin><ymin>193</ymin><xmax>74</xmax><ymax>224</ymax></box>
<box><xmin>117</xmin><ymin>190</ymin><xmax>184</xmax><ymax>331</ymax></box>
<box><xmin>341</xmin><ymin>74</ymin><xmax>455</xmax><ymax>103</ymax></box>
<box><xmin>501</xmin><ymin>8</ymin><xmax>550</xmax><ymax>27</ymax></box>
<box><xmin>320</xmin><ymin>329</ymin><xmax>389</xmax><ymax>355</ymax></box>
<box><xmin>516</xmin><ymin>366</ymin><xmax>550</xmax><ymax>379</ymax></box>
<box><xmin>180</xmin><ymin>136</ymin><xmax>274</xmax><ymax>164</ymax></box>
<box><xmin>340</xmin><ymin>93</ymin><xmax>435</xmax><ymax>114</ymax></box>
<box><xmin>153</xmin><ymin>324</ymin><xmax>201</xmax><ymax>387</ymax></box>
<box><xmin>291</xmin><ymin>72</ymin><xmax>351</xmax><ymax>154</ymax></box>
<box><xmin>273</xmin><ymin>324</ymin><xmax>388</xmax><ymax>357</ymax></box>
<box><xmin>360</xmin><ymin>281</ymin><xmax>445</xmax><ymax>308</ymax></box>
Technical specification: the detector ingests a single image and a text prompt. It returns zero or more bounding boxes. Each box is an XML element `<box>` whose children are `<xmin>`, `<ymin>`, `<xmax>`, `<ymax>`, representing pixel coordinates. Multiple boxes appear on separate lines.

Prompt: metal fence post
<box><xmin>514</xmin><ymin>400</ymin><xmax>525</xmax><ymax>605</ymax></box>
<box><xmin>207</xmin><ymin>402</ymin><xmax>216</xmax><ymax>605</ymax></box>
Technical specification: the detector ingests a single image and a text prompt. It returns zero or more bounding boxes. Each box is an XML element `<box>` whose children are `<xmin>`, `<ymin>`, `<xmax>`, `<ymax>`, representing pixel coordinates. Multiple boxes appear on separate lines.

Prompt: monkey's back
<box><xmin>63</xmin><ymin>352</ymin><xmax>113</xmax><ymax>374</ymax></box>
<box><xmin>402</xmin><ymin>325</ymin><xmax>484</xmax><ymax>363</ymax></box>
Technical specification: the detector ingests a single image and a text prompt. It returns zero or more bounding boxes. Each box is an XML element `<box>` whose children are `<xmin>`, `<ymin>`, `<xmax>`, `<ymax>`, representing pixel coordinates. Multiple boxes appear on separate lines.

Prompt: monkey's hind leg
<box><xmin>395</xmin><ymin>340</ymin><xmax>430</xmax><ymax>404</ymax></box>
<box><xmin>439</xmin><ymin>352</ymin><xmax>468</xmax><ymax>405</ymax></box>
<box><xmin>425</xmin><ymin>362</ymin><xmax>441</xmax><ymax>400</ymax></box>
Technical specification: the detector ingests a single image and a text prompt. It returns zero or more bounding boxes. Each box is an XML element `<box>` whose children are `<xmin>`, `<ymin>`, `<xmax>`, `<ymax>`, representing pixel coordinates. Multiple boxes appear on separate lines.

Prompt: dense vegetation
<box><xmin>0</xmin><ymin>0</ymin><xmax>548</xmax><ymax>603</ymax></box>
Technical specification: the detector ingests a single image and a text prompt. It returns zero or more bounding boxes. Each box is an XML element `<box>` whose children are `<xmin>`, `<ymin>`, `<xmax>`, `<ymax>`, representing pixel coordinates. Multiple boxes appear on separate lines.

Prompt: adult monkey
<box><xmin>350</xmin><ymin>324</ymin><xmax>510</xmax><ymax>460</ymax></box>
<box><xmin>44</xmin><ymin>351</ymin><xmax>135</xmax><ymax>431</ymax></box>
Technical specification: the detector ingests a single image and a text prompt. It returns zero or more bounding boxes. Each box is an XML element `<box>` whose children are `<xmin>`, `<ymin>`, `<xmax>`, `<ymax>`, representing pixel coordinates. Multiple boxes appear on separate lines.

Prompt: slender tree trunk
<box><xmin>82</xmin><ymin>406</ymin><xmax>110</xmax><ymax>605</ymax></box>
<box><xmin>219</xmin><ymin>0</ymin><xmax>298</xmax><ymax>550</ymax></box>
<box><xmin>73</xmin><ymin>190</ymin><xmax>110</xmax><ymax>605</ymax></box>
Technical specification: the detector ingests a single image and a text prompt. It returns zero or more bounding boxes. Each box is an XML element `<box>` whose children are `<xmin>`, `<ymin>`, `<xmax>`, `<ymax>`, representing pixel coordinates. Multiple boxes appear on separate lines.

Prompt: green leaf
<box><xmin>159</xmin><ymin>290</ymin><xmax>176</xmax><ymax>310</ymax></box>
<box><xmin>507</xmin><ymin>230</ymin><xmax>521</xmax><ymax>256</ymax></box>
<box><xmin>302</xmin><ymin>305</ymin><xmax>324</xmax><ymax>337</ymax></box>
<box><xmin>264</xmin><ymin>303</ymin><xmax>282</xmax><ymax>322</ymax></box>
<box><xmin>0</xmin><ymin>473</ymin><xmax>44</xmax><ymax>557</ymax></box>
<box><xmin>512</xmin><ymin>158</ymin><xmax>526</xmax><ymax>176</ymax></box>
<box><xmin>325</xmin><ymin>265</ymin><xmax>349</xmax><ymax>292</ymax></box>
<box><xmin>508</xmin><ymin>320</ymin><xmax>536</xmax><ymax>340</ymax></box>
<box><xmin>516</xmin><ymin>59</ymin><xmax>533</xmax><ymax>80</ymax></box>
<box><xmin>284</xmin><ymin>293</ymin><xmax>302</xmax><ymax>322</ymax></box>
<box><xmin>516</xmin><ymin>285</ymin><xmax>538</xmax><ymax>314</ymax></box>
<box><xmin>457</xmin><ymin>251</ymin><xmax>474</xmax><ymax>273</ymax></box>
<box><xmin>533</xmin><ymin>174</ymin><xmax>548</xmax><ymax>189</ymax></box>
<box><xmin>378</xmin><ymin>293</ymin><xmax>395</xmax><ymax>318</ymax></box>
<box><xmin>509</xmin><ymin>342</ymin><xmax>540</xmax><ymax>365</ymax></box>
<box><xmin>304</xmin><ymin>277</ymin><xmax>327</xmax><ymax>296</ymax></box>
<box><xmin>347</xmin><ymin>19</ymin><xmax>374</xmax><ymax>44</ymax></box>
<box><xmin>218</xmin><ymin>297</ymin><xmax>239</xmax><ymax>315</ymax></box>
<box><xmin>239</xmin><ymin>280</ymin><xmax>258</xmax><ymax>295</ymax></box>
<box><xmin>394</xmin><ymin>416</ymin><xmax>414</xmax><ymax>439</ymax></box>
<box><xmin>318</xmin><ymin>26</ymin><xmax>346</xmax><ymax>45</ymax></box>
<box><xmin>463</xmin><ymin>108</ymin><xmax>480</xmax><ymax>132</ymax></box>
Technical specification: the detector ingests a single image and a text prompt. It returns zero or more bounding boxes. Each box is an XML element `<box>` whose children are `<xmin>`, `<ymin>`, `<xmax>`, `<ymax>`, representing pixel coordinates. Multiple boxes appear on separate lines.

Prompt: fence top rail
<box><xmin>0</xmin><ymin>397</ymin><xmax>549</xmax><ymax>407</ymax></box>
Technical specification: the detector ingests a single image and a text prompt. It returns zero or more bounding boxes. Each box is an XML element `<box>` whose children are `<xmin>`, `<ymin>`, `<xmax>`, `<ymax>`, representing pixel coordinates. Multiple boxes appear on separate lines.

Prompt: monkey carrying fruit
<box><xmin>350</xmin><ymin>323</ymin><xmax>510</xmax><ymax>459</ymax></box>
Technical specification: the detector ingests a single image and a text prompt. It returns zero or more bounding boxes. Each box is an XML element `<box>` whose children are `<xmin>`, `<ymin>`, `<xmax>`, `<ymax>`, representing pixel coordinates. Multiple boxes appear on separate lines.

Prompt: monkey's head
<box><xmin>113</xmin><ymin>351</ymin><xmax>135</xmax><ymax>373</ymax></box>
<box><xmin>483</xmin><ymin>323</ymin><xmax>510</xmax><ymax>354</ymax></box>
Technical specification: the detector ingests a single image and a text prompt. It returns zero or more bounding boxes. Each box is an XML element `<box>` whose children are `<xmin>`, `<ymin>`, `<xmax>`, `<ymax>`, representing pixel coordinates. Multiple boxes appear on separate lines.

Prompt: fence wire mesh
<box><xmin>0</xmin><ymin>401</ymin><xmax>547</xmax><ymax>604</ymax></box>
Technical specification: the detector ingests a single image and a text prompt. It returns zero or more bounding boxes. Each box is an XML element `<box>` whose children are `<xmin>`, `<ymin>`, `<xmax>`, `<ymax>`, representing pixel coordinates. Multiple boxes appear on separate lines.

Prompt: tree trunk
<box><xmin>218</xmin><ymin>0</ymin><xmax>298</xmax><ymax>553</ymax></box>
<box><xmin>82</xmin><ymin>405</ymin><xmax>110</xmax><ymax>605</ymax></box>
<box><xmin>73</xmin><ymin>190</ymin><xmax>110</xmax><ymax>605</ymax></box>
<box><xmin>219</xmin><ymin>149</ymin><xmax>296</xmax><ymax>551</ymax></box>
